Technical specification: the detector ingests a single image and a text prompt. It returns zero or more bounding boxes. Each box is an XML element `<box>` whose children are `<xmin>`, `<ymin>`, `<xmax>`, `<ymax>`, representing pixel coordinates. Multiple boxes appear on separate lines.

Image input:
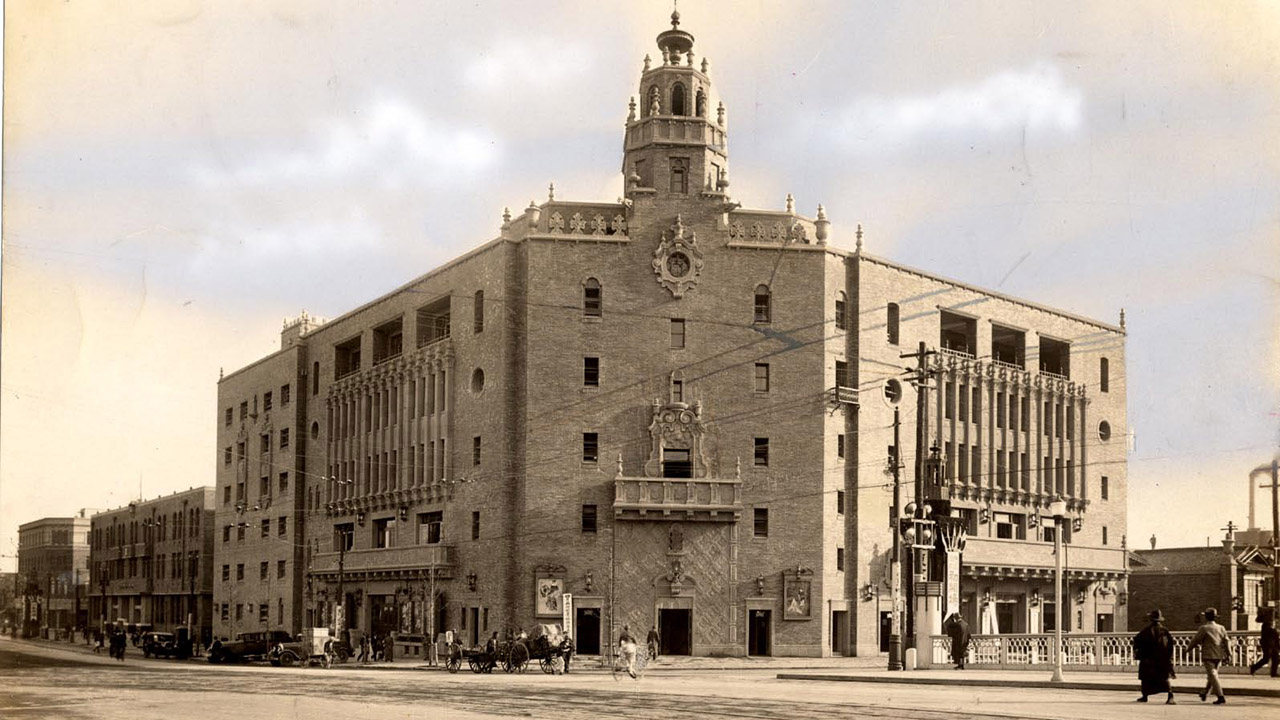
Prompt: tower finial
<box><xmin>548</xmin><ymin>182</ymin><xmax>555</xmax><ymax>201</ymax></box>
<box><xmin>856</xmin><ymin>223</ymin><xmax>864</xmax><ymax>252</ymax></box>
<box><xmin>785</xmin><ymin>193</ymin><xmax>794</xmax><ymax>213</ymax></box>
<box><xmin>1119</xmin><ymin>308</ymin><xmax>1126</xmax><ymax>329</ymax></box>
<box><xmin>671</xmin><ymin>0</ymin><xmax>680</xmax><ymax>29</ymax></box>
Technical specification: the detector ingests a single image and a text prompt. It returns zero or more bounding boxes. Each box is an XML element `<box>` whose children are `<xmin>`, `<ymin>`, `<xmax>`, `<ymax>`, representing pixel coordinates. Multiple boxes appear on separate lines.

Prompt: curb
<box><xmin>776</xmin><ymin>673</ymin><xmax>1280</xmax><ymax>699</ymax></box>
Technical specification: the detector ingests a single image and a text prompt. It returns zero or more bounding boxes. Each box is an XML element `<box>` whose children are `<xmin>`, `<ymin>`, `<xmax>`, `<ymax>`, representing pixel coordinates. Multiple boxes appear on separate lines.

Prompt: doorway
<box><xmin>468</xmin><ymin>607</ymin><xmax>480</xmax><ymax>647</ymax></box>
<box><xmin>575</xmin><ymin>607</ymin><xmax>600</xmax><ymax>655</ymax></box>
<box><xmin>659</xmin><ymin>608</ymin><xmax>691</xmax><ymax>656</ymax></box>
<box><xmin>831</xmin><ymin>610</ymin><xmax>849</xmax><ymax>655</ymax></box>
<box><xmin>879</xmin><ymin>611</ymin><xmax>891</xmax><ymax>652</ymax></box>
<box><xmin>370</xmin><ymin>595</ymin><xmax>398</xmax><ymax>641</ymax></box>
<box><xmin>748</xmin><ymin>609</ymin><xmax>771</xmax><ymax>656</ymax></box>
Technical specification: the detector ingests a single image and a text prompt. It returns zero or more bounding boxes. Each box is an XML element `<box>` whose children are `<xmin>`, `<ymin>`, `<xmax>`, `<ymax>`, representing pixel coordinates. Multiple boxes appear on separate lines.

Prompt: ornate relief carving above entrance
<box><xmin>651</xmin><ymin>215</ymin><xmax>705</xmax><ymax>297</ymax></box>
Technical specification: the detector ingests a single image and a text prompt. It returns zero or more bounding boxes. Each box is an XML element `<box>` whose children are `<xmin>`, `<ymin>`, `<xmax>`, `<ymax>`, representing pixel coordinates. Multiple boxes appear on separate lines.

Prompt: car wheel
<box><xmin>280</xmin><ymin>652</ymin><xmax>298</xmax><ymax>667</ymax></box>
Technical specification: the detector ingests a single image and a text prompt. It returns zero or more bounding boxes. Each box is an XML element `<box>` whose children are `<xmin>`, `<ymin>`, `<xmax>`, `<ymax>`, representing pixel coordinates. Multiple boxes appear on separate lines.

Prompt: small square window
<box><xmin>754</xmin><ymin>437</ymin><xmax>769</xmax><ymax>467</ymax></box>
<box><xmin>753</xmin><ymin>508</ymin><xmax>769</xmax><ymax>537</ymax></box>
<box><xmin>582</xmin><ymin>432</ymin><xmax>599</xmax><ymax>463</ymax></box>
<box><xmin>581</xmin><ymin>504</ymin><xmax>598</xmax><ymax>533</ymax></box>
<box><xmin>583</xmin><ymin>357</ymin><xmax>600</xmax><ymax>387</ymax></box>
<box><xmin>754</xmin><ymin>363</ymin><xmax>770</xmax><ymax>393</ymax></box>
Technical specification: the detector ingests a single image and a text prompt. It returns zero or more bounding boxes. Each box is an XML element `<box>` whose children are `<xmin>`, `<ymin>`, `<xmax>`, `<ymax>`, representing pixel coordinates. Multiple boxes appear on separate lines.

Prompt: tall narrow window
<box><xmin>671</xmin><ymin>83</ymin><xmax>687</xmax><ymax>116</ymax></box>
<box><xmin>670</xmin><ymin>319</ymin><xmax>685</xmax><ymax>349</ymax></box>
<box><xmin>754</xmin><ymin>363</ymin><xmax>770</xmax><ymax>393</ymax></box>
<box><xmin>754</xmin><ymin>508</ymin><xmax>769</xmax><ymax>538</ymax></box>
<box><xmin>754</xmin><ymin>437</ymin><xmax>770</xmax><ymax>467</ymax></box>
<box><xmin>670</xmin><ymin>157</ymin><xmax>689</xmax><ymax>194</ymax></box>
<box><xmin>835</xmin><ymin>360</ymin><xmax>850</xmax><ymax>389</ymax></box>
<box><xmin>582</xmin><ymin>432</ymin><xmax>598</xmax><ymax>463</ymax></box>
<box><xmin>971</xmin><ymin>386</ymin><xmax>981</xmax><ymax>424</ymax></box>
<box><xmin>581</xmin><ymin>505</ymin><xmax>598</xmax><ymax>534</ymax></box>
<box><xmin>471</xmin><ymin>511</ymin><xmax>480</xmax><ymax>541</ymax></box>
<box><xmin>312</xmin><ymin>362</ymin><xmax>320</xmax><ymax>395</ymax></box>
<box><xmin>583</xmin><ymin>279</ymin><xmax>602</xmax><ymax>317</ymax></box>
<box><xmin>754</xmin><ymin>285</ymin><xmax>771</xmax><ymax>324</ymax></box>
<box><xmin>835</xmin><ymin>292</ymin><xmax>847</xmax><ymax>331</ymax></box>
<box><xmin>473</xmin><ymin>290</ymin><xmax>484</xmax><ymax>334</ymax></box>
<box><xmin>837</xmin><ymin>434</ymin><xmax>845</xmax><ymax>459</ymax></box>
<box><xmin>583</xmin><ymin>357</ymin><xmax>600</xmax><ymax>387</ymax></box>
<box><xmin>945</xmin><ymin>382</ymin><xmax>955</xmax><ymax>420</ymax></box>
<box><xmin>1100</xmin><ymin>357</ymin><xmax>1109</xmax><ymax>393</ymax></box>
<box><xmin>671</xmin><ymin>379</ymin><xmax>684</xmax><ymax>403</ymax></box>
<box><xmin>887</xmin><ymin>303</ymin><xmax>900</xmax><ymax>345</ymax></box>
<box><xmin>837</xmin><ymin>547</ymin><xmax>845</xmax><ymax>571</ymax></box>
<box><xmin>1101</xmin><ymin>476</ymin><xmax>1109</xmax><ymax>500</ymax></box>
<box><xmin>1102</xmin><ymin>526</ymin><xmax>1109</xmax><ymax>545</ymax></box>
<box><xmin>472</xmin><ymin>436</ymin><xmax>482</xmax><ymax>466</ymax></box>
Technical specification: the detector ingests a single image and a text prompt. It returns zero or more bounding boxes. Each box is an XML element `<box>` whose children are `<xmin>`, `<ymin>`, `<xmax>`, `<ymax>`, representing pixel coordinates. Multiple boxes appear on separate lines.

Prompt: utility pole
<box><xmin>1272</xmin><ymin>458</ymin><xmax>1279</xmax><ymax>608</ymax></box>
<box><xmin>900</xmin><ymin>341</ymin><xmax>936</xmax><ymax>656</ymax></box>
<box><xmin>888</xmin><ymin>406</ymin><xmax>903</xmax><ymax>670</ymax></box>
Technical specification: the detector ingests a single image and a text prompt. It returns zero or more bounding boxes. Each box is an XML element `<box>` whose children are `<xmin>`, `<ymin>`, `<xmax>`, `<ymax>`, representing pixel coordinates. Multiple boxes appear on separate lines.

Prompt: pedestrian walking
<box><xmin>618</xmin><ymin>625</ymin><xmax>639</xmax><ymax>678</ymax></box>
<box><xmin>1250</xmin><ymin>615</ymin><xmax>1279</xmax><ymax>677</ymax></box>
<box><xmin>646</xmin><ymin>626</ymin><xmax>661</xmax><ymax>662</ymax></box>
<box><xmin>1188</xmin><ymin>607</ymin><xmax>1229</xmax><ymax>705</ymax></box>
<box><xmin>359</xmin><ymin>634</ymin><xmax>371</xmax><ymax>664</ymax></box>
<box><xmin>1133</xmin><ymin>609</ymin><xmax>1176</xmax><ymax>704</ymax></box>
<box><xmin>943</xmin><ymin>613</ymin><xmax>971</xmax><ymax>670</ymax></box>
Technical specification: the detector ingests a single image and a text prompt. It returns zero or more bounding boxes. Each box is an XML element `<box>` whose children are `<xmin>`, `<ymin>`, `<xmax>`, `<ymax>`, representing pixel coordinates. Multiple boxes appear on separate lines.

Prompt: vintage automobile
<box><xmin>141</xmin><ymin>631</ymin><xmax>178</xmax><ymax>658</ymax></box>
<box><xmin>208</xmin><ymin>630</ymin><xmax>294</xmax><ymax>663</ymax></box>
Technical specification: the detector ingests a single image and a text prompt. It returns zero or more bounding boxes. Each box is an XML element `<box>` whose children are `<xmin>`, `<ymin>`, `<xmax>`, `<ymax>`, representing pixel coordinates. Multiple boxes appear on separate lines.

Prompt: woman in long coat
<box><xmin>1133</xmin><ymin>609</ymin><xmax>1176</xmax><ymax>704</ymax></box>
<box><xmin>943</xmin><ymin>613</ymin><xmax>970</xmax><ymax>669</ymax></box>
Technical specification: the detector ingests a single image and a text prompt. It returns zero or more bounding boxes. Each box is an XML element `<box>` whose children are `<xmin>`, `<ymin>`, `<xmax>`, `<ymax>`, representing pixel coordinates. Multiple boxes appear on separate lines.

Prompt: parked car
<box><xmin>208</xmin><ymin>630</ymin><xmax>294</xmax><ymax>663</ymax></box>
<box><xmin>141</xmin><ymin>631</ymin><xmax>178</xmax><ymax>658</ymax></box>
<box><xmin>268</xmin><ymin>635</ymin><xmax>307</xmax><ymax>666</ymax></box>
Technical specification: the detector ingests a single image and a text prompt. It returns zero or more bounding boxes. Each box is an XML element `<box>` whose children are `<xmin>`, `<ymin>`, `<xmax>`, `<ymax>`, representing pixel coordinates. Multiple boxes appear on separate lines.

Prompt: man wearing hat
<box><xmin>1133</xmin><ymin>609</ymin><xmax>1176</xmax><ymax>704</ymax></box>
<box><xmin>1188</xmin><ymin>607</ymin><xmax>1229</xmax><ymax>704</ymax></box>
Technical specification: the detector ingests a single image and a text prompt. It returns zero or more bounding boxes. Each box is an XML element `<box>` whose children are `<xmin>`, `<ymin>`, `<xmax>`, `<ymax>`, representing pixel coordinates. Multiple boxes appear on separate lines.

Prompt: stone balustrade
<box><xmin>311</xmin><ymin>544</ymin><xmax>456</xmax><ymax>579</ymax></box>
<box><xmin>930</xmin><ymin>630</ymin><xmax>1266</xmax><ymax>672</ymax></box>
<box><xmin>613</xmin><ymin>476</ymin><xmax>742</xmax><ymax>522</ymax></box>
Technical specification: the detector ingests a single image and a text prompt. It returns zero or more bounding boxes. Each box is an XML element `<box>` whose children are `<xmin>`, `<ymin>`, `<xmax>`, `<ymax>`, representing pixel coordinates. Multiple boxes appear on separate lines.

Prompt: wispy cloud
<box><xmin>462</xmin><ymin>37</ymin><xmax>592</xmax><ymax>93</ymax></box>
<box><xmin>193</xmin><ymin>96</ymin><xmax>500</xmax><ymax>190</ymax></box>
<box><xmin>834</xmin><ymin>63</ymin><xmax>1084</xmax><ymax>153</ymax></box>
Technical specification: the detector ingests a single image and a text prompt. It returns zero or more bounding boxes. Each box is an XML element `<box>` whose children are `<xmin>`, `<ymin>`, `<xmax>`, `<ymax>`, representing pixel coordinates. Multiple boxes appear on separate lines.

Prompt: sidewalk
<box><xmin>345</xmin><ymin>653</ymin><xmax>888</xmax><ymax>673</ymax></box>
<box><xmin>777</xmin><ymin>667</ymin><xmax>1280</xmax><ymax>699</ymax></box>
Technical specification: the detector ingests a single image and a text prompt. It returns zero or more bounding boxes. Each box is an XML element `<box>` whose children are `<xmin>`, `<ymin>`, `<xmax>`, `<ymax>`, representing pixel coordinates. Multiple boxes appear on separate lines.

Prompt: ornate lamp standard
<box><xmin>1049</xmin><ymin>497</ymin><xmax>1067</xmax><ymax>683</ymax></box>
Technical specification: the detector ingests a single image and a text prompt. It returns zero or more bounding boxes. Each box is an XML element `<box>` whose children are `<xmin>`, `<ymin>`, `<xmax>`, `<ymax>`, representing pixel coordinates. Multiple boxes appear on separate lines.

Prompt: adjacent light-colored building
<box><xmin>88</xmin><ymin>487</ymin><xmax>216</xmax><ymax>641</ymax></box>
<box><xmin>17</xmin><ymin>514</ymin><xmax>91</xmax><ymax>638</ymax></box>
<box><xmin>215</xmin><ymin>12</ymin><xmax>1128</xmax><ymax>656</ymax></box>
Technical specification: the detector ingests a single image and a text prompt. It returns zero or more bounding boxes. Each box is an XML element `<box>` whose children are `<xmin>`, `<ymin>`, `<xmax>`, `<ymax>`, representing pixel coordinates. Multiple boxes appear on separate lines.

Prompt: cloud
<box><xmin>192</xmin><ymin>96</ymin><xmax>500</xmax><ymax>190</ymax></box>
<box><xmin>833</xmin><ymin>63</ymin><xmax>1084</xmax><ymax>154</ymax></box>
<box><xmin>462</xmin><ymin>37</ymin><xmax>592</xmax><ymax>93</ymax></box>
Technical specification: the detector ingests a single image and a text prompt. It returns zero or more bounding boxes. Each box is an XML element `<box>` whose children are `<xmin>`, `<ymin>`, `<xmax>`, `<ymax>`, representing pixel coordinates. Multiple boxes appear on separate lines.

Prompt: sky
<box><xmin>2</xmin><ymin>0</ymin><xmax>1278</xmax><ymax>571</ymax></box>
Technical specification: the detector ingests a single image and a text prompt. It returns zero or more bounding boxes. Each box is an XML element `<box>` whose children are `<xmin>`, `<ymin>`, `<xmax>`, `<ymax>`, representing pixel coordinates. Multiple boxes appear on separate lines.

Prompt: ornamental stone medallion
<box><xmin>652</xmin><ymin>214</ymin><xmax>705</xmax><ymax>297</ymax></box>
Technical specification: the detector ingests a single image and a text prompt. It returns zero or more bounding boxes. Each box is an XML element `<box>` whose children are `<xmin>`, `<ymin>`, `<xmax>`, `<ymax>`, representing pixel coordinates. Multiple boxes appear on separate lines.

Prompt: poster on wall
<box><xmin>562</xmin><ymin>593</ymin><xmax>574</xmax><ymax>638</ymax></box>
<box><xmin>783</xmin><ymin>577</ymin><xmax>811</xmax><ymax>620</ymax></box>
<box><xmin>535</xmin><ymin>577</ymin><xmax>564</xmax><ymax>617</ymax></box>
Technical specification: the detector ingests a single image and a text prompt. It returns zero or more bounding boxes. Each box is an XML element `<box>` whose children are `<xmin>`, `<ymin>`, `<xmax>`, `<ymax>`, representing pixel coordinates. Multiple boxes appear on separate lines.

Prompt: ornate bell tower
<box><xmin>622</xmin><ymin>9</ymin><xmax>729</xmax><ymax>199</ymax></box>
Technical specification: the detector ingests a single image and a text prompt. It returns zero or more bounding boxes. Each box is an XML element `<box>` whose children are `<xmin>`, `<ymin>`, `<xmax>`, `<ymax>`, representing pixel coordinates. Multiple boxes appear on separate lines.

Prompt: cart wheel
<box><xmin>446</xmin><ymin>652</ymin><xmax>461</xmax><ymax>673</ymax></box>
<box><xmin>540</xmin><ymin>656</ymin><xmax>555</xmax><ymax>674</ymax></box>
<box><xmin>468</xmin><ymin>656</ymin><xmax>482</xmax><ymax>673</ymax></box>
<box><xmin>505</xmin><ymin>643</ymin><xmax>529</xmax><ymax>673</ymax></box>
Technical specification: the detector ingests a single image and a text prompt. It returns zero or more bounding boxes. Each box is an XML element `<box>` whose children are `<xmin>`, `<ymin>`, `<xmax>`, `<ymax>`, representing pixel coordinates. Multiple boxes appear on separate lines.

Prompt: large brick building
<box><xmin>1128</xmin><ymin>531</ymin><xmax>1274</xmax><ymax>632</ymax></box>
<box><xmin>88</xmin><ymin>488</ymin><xmax>216</xmax><ymax>641</ymax></box>
<box><xmin>17</xmin><ymin>514</ymin><xmax>90</xmax><ymax>638</ymax></box>
<box><xmin>215</xmin><ymin>13</ymin><xmax>1128</xmax><ymax>656</ymax></box>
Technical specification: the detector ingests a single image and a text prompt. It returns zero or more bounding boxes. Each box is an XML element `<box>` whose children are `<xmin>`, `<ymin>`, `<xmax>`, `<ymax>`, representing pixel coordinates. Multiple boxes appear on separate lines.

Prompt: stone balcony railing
<box><xmin>930</xmin><ymin>631</ymin><xmax>1264</xmax><ymax>672</ymax></box>
<box><xmin>310</xmin><ymin>544</ymin><xmax>456</xmax><ymax>580</ymax></box>
<box><xmin>625</xmin><ymin>116</ymin><xmax>726</xmax><ymax>150</ymax></box>
<box><xmin>613</xmin><ymin>476</ymin><xmax>743</xmax><ymax>522</ymax></box>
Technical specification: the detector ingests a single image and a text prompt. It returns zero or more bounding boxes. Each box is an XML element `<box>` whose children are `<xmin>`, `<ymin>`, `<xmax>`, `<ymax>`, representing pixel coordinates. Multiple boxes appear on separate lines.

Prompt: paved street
<box><xmin>3</xmin><ymin>637</ymin><xmax>1279</xmax><ymax>719</ymax></box>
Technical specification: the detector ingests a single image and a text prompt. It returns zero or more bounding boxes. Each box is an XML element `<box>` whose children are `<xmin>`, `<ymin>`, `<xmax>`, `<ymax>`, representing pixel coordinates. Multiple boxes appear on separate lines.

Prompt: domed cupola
<box><xmin>622</xmin><ymin>9</ymin><xmax>729</xmax><ymax>201</ymax></box>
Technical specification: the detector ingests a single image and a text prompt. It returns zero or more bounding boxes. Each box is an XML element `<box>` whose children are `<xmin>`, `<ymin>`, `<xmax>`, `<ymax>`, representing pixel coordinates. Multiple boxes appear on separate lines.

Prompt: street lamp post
<box><xmin>1049</xmin><ymin>497</ymin><xmax>1067</xmax><ymax>683</ymax></box>
<box><xmin>888</xmin><ymin>406</ymin><xmax>904</xmax><ymax>671</ymax></box>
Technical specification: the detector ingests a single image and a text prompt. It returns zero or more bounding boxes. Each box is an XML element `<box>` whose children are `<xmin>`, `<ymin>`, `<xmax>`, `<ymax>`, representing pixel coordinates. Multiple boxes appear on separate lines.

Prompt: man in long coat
<box><xmin>1133</xmin><ymin>609</ymin><xmax>1176</xmax><ymax>704</ymax></box>
<box><xmin>943</xmin><ymin>613</ymin><xmax>970</xmax><ymax>669</ymax></box>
